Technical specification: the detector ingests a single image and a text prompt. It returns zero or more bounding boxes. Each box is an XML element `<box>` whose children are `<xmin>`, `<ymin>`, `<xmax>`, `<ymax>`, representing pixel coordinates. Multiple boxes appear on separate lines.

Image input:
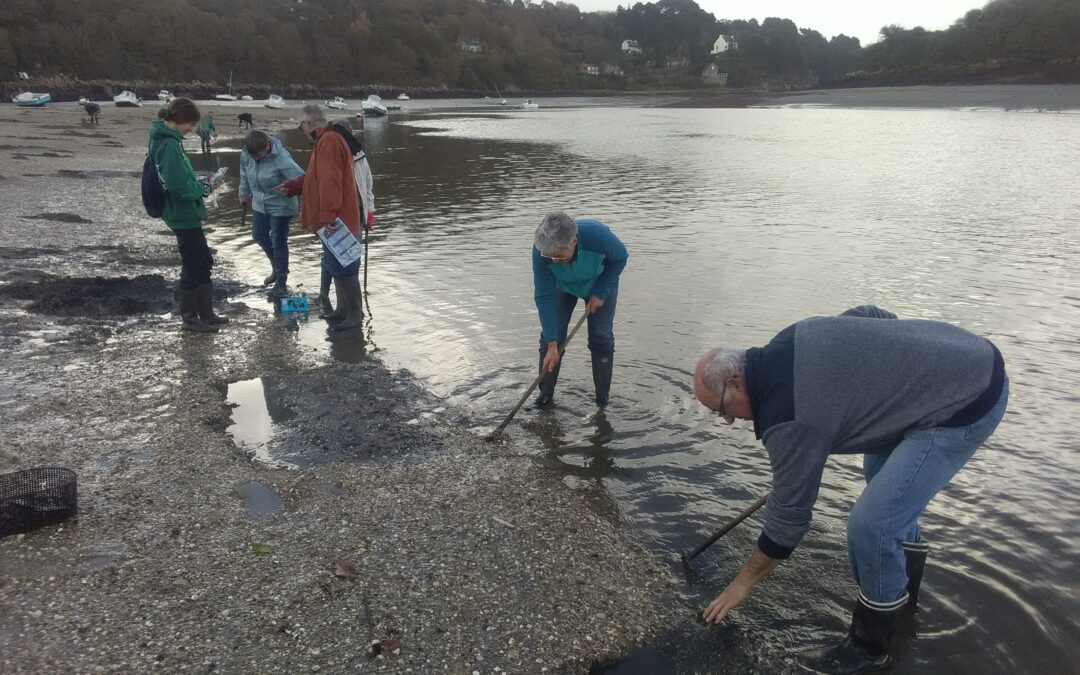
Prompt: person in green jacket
<box><xmin>196</xmin><ymin>111</ymin><xmax>216</xmax><ymax>158</ymax></box>
<box><xmin>149</xmin><ymin>98</ymin><xmax>229</xmax><ymax>333</ymax></box>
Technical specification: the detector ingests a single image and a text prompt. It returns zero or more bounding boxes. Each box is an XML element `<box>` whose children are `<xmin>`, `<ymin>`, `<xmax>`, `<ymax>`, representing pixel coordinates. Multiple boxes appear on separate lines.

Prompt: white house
<box><xmin>711</xmin><ymin>35</ymin><xmax>737</xmax><ymax>54</ymax></box>
<box><xmin>621</xmin><ymin>39</ymin><xmax>642</xmax><ymax>55</ymax></box>
<box><xmin>461</xmin><ymin>40</ymin><xmax>482</xmax><ymax>54</ymax></box>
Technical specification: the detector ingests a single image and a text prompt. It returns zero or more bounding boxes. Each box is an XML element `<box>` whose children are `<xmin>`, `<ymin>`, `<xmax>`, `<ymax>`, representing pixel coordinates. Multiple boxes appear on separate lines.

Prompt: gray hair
<box><xmin>534</xmin><ymin>212</ymin><xmax>578</xmax><ymax>256</ymax></box>
<box><xmin>299</xmin><ymin>104</ymin><xmax>327</xmax><ymax>127</ymax></box>
<box><xmin>242</xmin><ymin>130</ymin><xmax>270</xmax><ymax>157</ymax></box>
<box><xmin>699</xmin><ymin>347</ymin><xmax>747</xmax><ymax>397</ymax></box>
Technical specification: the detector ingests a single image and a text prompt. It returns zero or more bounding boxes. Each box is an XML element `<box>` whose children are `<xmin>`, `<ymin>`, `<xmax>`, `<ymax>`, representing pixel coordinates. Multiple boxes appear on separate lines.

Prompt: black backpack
<box><xmin>141</xmin><ymin>142</ymin><xmax>166</xmax><ymax>218</ymax></box>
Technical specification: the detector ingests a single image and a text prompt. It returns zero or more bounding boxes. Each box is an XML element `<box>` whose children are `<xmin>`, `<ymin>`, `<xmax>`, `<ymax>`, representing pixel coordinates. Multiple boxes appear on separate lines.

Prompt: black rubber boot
<box><xmin>197</xmin><ymin>282</ymin><xmax>229</xmax><ymax>326</ymax></box>
<box><xmin>269</xmin><ymin>274</ymin><xmax>288</xmax><ymax>298</ymax></box>
<box><xmin>797</xmin><ymin>596</ymin><xmax>904</xmax><ymax>674</ymax></box>
<box><xmin>591</xmin><ymin>352</ymin><xmax>614</xmax><ymax>408</ymax></box>
<box><xmin>179</xmin><ymin>287</ymin><xmax>217</xmax><ymax>333</ymax></box>
<box><xmin>262</xmin><ymin>271</ymin><xmax>276</xmax><ymax>286</ymax></box>
<box><xmin>331</xmin><ymin>276</ymin><xmax>364</xmax><ymax>332</ymax></box>
<box><xmin>320</xmin><ymin>271</ymin><xmax>343</xmax><ymax>320</ymax></box>
<box><xmin>533</xmin><ymin>356</ymin><xmax>561</xmax><ymax>408</ymax></box>
<box><xmin>903</xmin><ymin>541</ymin><xmax>930</xmax><ymax>607</ymax></box>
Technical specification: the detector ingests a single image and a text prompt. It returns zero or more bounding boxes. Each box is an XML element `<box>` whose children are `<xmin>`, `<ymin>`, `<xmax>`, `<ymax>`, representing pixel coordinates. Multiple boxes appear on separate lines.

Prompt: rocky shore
<box><xmin>0</xmin><ymin>104</ymin><xmax>688</xmax><ymax>673</ymax></box>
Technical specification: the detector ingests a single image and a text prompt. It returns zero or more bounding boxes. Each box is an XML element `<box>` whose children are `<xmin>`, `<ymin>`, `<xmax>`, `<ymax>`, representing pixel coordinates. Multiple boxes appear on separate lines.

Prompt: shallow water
<box><xmin>201</xmin><ymin>106</ymin><xmax>1080</xmax><ymax>671</ymax></box>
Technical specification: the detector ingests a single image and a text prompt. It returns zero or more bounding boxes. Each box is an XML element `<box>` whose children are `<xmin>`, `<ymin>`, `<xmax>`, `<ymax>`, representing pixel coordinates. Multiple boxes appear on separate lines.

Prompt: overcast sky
<box><xmin>569</xmin><ymin>0</ymin><xmax>982</xmax><ymax>46</ymax></box>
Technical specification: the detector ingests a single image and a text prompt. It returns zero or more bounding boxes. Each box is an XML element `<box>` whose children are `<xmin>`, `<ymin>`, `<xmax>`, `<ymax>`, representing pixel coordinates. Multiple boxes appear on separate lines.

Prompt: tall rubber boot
<box><xmin>197</xmin><ymin>282</ymin><xmax>229</xmax><ymax>326</ymax></box>
<box><xmin>534</xmin><ymin>356</ymin><xmax>561</xmax><ymax>408</ymax></box>
<box><xmin>332</xmin><ymin>276</ymin><xmax>364</xmax><ymax>332</ymax></box>
<box><xmin>179</xmin><ymin>287</ymin><xmax>217</xmax><ymax>333</ymax></box>
<box><xmin>591</xmin><ymin>352</ymin><xmax>614</xmax><ymax>408</ymax></box>
<box><xmin>319</xmin><ymin>270</ymin><xmax>343</xmax><ymax>320</ymax></box>
<box><xmin>797</xmin><ymin>595</ymin><xmax>904</xmax><ymax>674</ymax></box>
<box><xmin>269</xmin><ymin>272</ymin><xmax>288</xmax><ymax>298</ymax></box>
<box><xmin>903</xmin><ymin>541</ymin><xmax>930</xmax><ymax>607</ymax></box>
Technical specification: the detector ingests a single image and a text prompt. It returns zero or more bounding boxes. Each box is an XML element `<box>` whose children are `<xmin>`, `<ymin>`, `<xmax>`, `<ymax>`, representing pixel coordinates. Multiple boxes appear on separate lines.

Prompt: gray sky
<box><xmin>569</xmin><ymin>0</ymin><xmax>982</xmax><ymax>46</ymax></box>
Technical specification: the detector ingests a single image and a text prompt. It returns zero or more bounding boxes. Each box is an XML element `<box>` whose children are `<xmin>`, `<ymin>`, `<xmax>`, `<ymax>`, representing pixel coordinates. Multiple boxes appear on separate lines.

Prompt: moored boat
<box><xmin>520</xmin><ymin>99</ymin><xmax>539</xmax><ymax>110</ymax></box>
<box><xmin>361</xmin><ymin>95</ymin><xmax>388</xmax><ymax>117</ymax></box>
<box><xmin>264</xmin><ymin>94</ymin><xmax>285</xmax><ymax>109</ymax></box>
<box><xmin>158</xmin><ymin>90</ymin><xmax>174</xmax><ymax>102</ymax></box>
<box><xmin>113</xmin><ymin>91</ymin><xmax>143</xmax><ymax>107</ymax></box>
<box><xmin>13</xmin><ymin>92</ymin><xmax>51</xmax><ymax>107</ymax></box>
<box><xmin>326</xmin><ymin>96</ymin><xmax>348</xmax><ymax>110</ymax></box>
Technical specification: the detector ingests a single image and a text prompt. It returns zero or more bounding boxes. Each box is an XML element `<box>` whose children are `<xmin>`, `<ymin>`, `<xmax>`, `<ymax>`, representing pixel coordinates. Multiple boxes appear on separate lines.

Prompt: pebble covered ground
<box><xmin>0</xmin><ymin>104</ymin><xmax>693</xmax><ymax>674</ymax></box>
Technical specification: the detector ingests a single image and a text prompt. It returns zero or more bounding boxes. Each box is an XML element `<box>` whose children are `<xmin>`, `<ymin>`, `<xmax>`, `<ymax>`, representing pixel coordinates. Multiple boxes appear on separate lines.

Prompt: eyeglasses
<box><xmin>714</xmin><ymin>379</ymin><xmax>732</xmax><ymax>424</ymax></box>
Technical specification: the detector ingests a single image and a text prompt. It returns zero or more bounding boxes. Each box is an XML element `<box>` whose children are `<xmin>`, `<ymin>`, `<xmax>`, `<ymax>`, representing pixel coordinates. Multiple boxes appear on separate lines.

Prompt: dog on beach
<box><xmin>238</xmin><ymin>113</ymin><xmax>254</xmax><ymax>130</ymax></box>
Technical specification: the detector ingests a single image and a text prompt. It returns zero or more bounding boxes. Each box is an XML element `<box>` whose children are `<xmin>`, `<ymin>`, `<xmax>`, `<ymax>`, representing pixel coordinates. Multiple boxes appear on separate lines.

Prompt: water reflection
<box><xmin>199</xmin><ymin>106</ymin><xmax>1080</xmax><ymax>671</ymax></box>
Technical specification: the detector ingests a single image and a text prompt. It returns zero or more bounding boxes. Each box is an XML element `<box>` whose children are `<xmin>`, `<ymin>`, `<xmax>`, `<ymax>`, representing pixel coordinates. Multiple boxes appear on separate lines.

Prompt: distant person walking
<box><xmin>83</xmin><ymin>102</ymin><xmax>100</xmax><ymax>125</ymax></box>
<box><xmin>276</xmin><ymin>104</ymin><xmax>364</xmax><ymax>331</ymax></box>
<box><xmin>196</xmin><ymin>111</ymin><xmax>216</xmax><ymax>159</ymax></box>
<box><xmin>238</xmin><ymin>129</ymin><xmax>305</xmax><ymax>297</ymax></box>
<box><xmin>148</xmin><ymin>98</ymin><xmax>229</xmax><ymax>333</ymax></box>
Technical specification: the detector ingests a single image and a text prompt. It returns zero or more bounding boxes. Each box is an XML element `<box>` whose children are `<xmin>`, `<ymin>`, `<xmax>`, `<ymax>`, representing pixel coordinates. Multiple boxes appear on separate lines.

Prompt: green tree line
<box><xmin>861</xmin><ymin>0</ymin><xmax>1079</xmax><ymax>74</ymax></box>
<box><xmin>0</xmin><ymin>0</ymin><xmax>1076</xmax><ymax>92</ymax></box>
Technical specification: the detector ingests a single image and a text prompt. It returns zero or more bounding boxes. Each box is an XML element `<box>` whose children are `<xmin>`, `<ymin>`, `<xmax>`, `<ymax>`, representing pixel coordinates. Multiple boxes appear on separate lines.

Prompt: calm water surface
<box><xmin>203</xmin><ymin>106</ymin><xmax>1080</xmax><ymax>672</ymax></box>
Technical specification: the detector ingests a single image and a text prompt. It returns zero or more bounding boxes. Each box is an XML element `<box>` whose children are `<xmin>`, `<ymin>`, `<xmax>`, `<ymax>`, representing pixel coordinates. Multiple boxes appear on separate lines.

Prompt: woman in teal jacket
<box><xmin>239</xmin><ymin>130</ymin><xmax>304</xmax><ymax>296</ymax></box>
<box><xmin>532</xmin><ymin>212</ymin><xmax>628</xmax><ymax>409</ymax></box>
<box><xmin>149</xmin><ymin>98</ymin><xmax>228</xmax><ymax>333</ymax></box>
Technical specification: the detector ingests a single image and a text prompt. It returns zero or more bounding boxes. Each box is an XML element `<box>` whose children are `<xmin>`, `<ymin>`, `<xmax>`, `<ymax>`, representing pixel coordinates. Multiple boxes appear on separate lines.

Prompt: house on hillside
<box><xmin>665</xmin><ymin>55</ymin><xmax>690</xmax><ymax>71</ymax></box>
<box><xmin>711</xmin><ymin>35</ymin><xmax>738</xmax><ymax>54</ymax></box>
<box><xmin>603</xmin><ymin>63</ymin><xmax>625</xmax><ymax>77</ymax></box>
<box><xmin>578</xmin><ymin>63</ymin><xmax>600</xmax><ymax>76</ymax></box>
<box><xmin>702</xmin><ymin>63</ymin><xmax>728</xmax><ymax>85</ymax></box>
<box><xmin>461</xmin><ymin>39</ymin><xmax>482</xmax><ymax>54</ymax></box>
<box><xmin>621</xmin><ymin>39</ymin><xmax>642</xmax><ymax>55</ymax></box>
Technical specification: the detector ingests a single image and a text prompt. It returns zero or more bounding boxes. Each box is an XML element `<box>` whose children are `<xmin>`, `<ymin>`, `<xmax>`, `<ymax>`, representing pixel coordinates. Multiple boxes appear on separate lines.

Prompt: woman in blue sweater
<box><xmin>238</xmin><ymin>130</ymin><xmax>305</xmax><ymax>296</ymax></box>
<box><xmin>532</xmin><ymin>212</ymin><xmax>628</xmax><ymax>409</ymax></box>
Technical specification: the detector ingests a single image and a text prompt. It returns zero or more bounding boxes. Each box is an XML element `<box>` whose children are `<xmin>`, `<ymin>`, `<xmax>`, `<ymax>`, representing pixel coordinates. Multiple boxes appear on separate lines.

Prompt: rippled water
<box><xmin>201</xmin><ymin>105</ymin><xmax>1080</xmax><ymax>671</ymax></box>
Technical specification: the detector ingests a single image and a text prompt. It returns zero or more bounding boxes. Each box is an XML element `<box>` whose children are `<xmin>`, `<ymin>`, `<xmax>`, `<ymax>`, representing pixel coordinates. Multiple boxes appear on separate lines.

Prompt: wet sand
<box><xmin>0</xmin><ymin>104</ymin><xmax>734</xmax><ymax>673</ymax></box>
<box><xmin>758</xmin><ymin>84</ymin><xmax>1080</xmax><ymax>110</ymax></box>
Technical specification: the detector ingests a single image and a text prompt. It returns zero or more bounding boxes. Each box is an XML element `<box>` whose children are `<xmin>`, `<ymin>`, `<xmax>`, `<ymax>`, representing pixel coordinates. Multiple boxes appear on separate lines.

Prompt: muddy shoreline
<box><xmin>0</xmin><ymin>105</ymin><xmax>756</xmax><ymax>673</ymax></box>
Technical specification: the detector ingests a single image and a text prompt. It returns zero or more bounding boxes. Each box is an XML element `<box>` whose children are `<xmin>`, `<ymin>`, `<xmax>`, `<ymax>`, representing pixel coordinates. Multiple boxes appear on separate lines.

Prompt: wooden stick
<box><xmin>486</xmin><ymin>311</ymin><xmax>589</xmax><ymax>440</ymax></box>
<box><xmin>680</xmin><ymin>494</ymin><xmax>768</xmax><ymax>573</ymax></box>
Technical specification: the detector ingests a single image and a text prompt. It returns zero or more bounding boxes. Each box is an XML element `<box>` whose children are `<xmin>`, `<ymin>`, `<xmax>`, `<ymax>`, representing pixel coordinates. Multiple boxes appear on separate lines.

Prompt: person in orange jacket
<box><xmin>276</xmin><ymin>104</ymin><xmax>364</xmax><ymax>331</ymax></box>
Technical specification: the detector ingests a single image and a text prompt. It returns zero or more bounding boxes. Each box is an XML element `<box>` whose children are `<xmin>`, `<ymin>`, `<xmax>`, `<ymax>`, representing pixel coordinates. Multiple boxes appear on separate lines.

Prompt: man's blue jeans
<box><xmin>251</xmin><ymin>211</ymin><xmax>291</xmax><ymax>279</ymax></box>
<box><xmin>536</xmin><ymin>281</ymin><xmax>618</xmax><ymax>356</ymax></box>
<box><xmin>848</xmin><ymin>377</ymin><xmax>1009</xmax><ymax>607</ymax></box>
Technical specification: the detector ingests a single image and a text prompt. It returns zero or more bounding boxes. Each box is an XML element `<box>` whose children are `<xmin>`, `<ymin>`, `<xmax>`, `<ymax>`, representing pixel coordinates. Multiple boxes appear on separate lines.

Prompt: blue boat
<box><xmin>13</xmin><ymin>92</ymin><xmax>51</xmax><ymax>107</ymax></box>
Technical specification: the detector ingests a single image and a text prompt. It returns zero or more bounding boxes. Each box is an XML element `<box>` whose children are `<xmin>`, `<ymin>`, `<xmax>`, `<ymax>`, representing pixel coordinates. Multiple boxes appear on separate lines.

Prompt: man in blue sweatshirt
<box><xmin>532</xmin><ymin>213</ymin><xmax>628</xmax><ymax>409</ymax></box>
<box><xmin>694</xmin><ymin>306</ymin><xmax>1008</xmax><ymax>674</ymax></box>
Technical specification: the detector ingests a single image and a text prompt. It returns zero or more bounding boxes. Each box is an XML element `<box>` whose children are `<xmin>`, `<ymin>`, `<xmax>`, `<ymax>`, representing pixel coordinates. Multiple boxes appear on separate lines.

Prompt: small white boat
<box><xmin>240</xmin><ymin>95</ymin><xmax>253</xmax><ymax>101</ymax></box>
<box><xmin>494</xmin><ymin>85</ymin><xmax>507</xmax><ymax>106</ymax></box>
<box><xmin>157</xmin><ymin>90</ymin><xmax>174</xmax><ymax>102</ymax></box>
<box><xmin>216</xmin><ymin>69</ymin><xmax>238</xmax><ymax>101</ymax></box>
<box><xmin>361</xmin><ymin>95</ymin><xmax>388</xmax><ymax>117</ymax></box>
<box><xmin>520</xmin><ymin>99</ymin><xmax>539</xmax><ymax>110</ymax></box>
<box><xmin>326</xmin><ymin>97</ymin><xmax>348</xmax><ymax>110</ymax></box>
<box><xmin>77</xmin><ymin>96</ymin><xmax>90</xmax><ymax>106</ymax></box>
<box><xmin>13</xmin><ymin>92</ymin><xmax>51</xmax><ymax>107</ymax></box>
<box><xmin>113</xmin><ymin>91</ymin><xmax>143</xmax><ymax>107</ymax></box>
<box><xmin>397</xmin><ymin>93</ymin><xmax>410</xmax><ymax>101</ymax></box>
<box><xmin>264</xmin><ymin>94</ymin><xmax>285</xmax><ymax>109</ymax></box>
